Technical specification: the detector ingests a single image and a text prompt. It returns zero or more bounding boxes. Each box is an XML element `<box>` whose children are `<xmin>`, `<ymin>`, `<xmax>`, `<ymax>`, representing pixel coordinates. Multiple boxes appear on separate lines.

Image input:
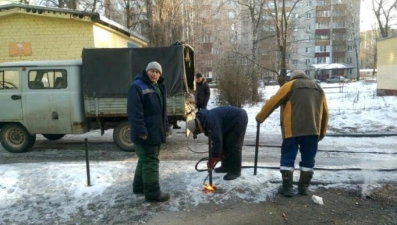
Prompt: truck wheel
<box><xmin>0</xmin><ymin>124</ymin><xmax>36</xmax><ymax>153</ymax></box>
<box><xmin>42</xmin><ymin>134</ymin><xmax>66</xmax><ymax>141</ymax></box>
<box><xmin>113</xmin><ymin>121</ymin><xmax>134</xmax><ymax>152</ymax></box>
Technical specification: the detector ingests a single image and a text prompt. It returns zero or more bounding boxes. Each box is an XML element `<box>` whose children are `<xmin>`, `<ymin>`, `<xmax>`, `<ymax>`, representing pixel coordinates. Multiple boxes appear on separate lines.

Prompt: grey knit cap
<box><xmin>290</xmin><ymin>70</ymin><xmax>307</xmax><ymax>79</ymax></box>
<box><xmin>146</xmin><ymin>61</ymin><xmax>162</xmax><ymax>75</ymax></box>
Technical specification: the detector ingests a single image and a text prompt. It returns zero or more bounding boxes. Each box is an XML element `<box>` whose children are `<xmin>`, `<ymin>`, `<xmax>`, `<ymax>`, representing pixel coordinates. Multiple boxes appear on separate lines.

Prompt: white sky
<box><xmin>360</xmin><ymin>0</ymin><xmax>377</xmax><ymax>31</ymax></box>
<box><xmin>1</xmin><ymin>81</ymin><xmax>397</xmax><ymax>224</ymax></box>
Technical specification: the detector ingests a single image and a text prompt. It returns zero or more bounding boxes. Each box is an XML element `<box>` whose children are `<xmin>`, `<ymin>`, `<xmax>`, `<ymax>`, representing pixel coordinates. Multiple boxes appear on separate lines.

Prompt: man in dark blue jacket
<box><xmin>127</xmin><ymin>61</ymin><xmax>170</xmax><ymax>202</ymax></box>
<box><xmin>195</xmin><ymin>73</ymin><xmax>210</xmax><ymax>111</ymax></box>
<box><xmin>187</xmin><ymin>106</ymin><xmax>248</xmax><ymax>180</ymax></box>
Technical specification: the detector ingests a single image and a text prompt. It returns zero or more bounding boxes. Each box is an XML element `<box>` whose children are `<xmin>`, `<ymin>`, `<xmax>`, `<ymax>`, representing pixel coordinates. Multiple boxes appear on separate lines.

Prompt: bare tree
<box><xmin>144</xmin><ymin>0</ymin><xmax>183</xmax><ymax>46</ymax></box>
<box><xmin>371</xmin><ymin>0</ymin><xmax>397</xmax><ymax>38</ymax></box>
<box><xmin>235</xmin><ymin>0</ymin><xmax>267</xmax><ymax>100</ymax></box>
<box><xmin>343</xmin><ymin>0</ymin><xmax>361</xmax><ymax>80</ymax></box>
<box><xmin>215</xmin><ymin>58</ymin><xmax>252</xmax><ymax>107</ymax></box>
<box><xmin>40</xmin><ymin>0</ymin><xmax>79</xmax><ymax>9</ymax></box>
<box><xmin>269</xmin><ymin>0</ymin><xmax>301</xmax><ymax>85</ymax></box>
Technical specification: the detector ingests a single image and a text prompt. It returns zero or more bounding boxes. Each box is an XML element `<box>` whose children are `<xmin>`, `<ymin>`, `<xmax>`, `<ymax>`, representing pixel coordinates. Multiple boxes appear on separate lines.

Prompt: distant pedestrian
<box><xmin>127</xmin><ymin>61</ymin><xmax>170</xmax><ymax>202</ymax></box>
<box><xmin>187</xmin><ymin>106</ymin><xmax>248</xmax><ymax>180</ymax></box>
<box><xmin>195</xmin><ymin>73</ymin><xmax>210</xmax><ymax>111</ymax></box>
<box><xmin>255</xmin><ymin>70</ymin><xmax>329</xmax><ymax>197</ymax></box>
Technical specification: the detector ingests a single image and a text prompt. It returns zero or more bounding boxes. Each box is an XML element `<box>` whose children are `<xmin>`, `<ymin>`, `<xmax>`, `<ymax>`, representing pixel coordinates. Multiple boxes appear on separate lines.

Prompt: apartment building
<box><xmin>292</xmin><ymin>0</ymin><xmax>360</xmax><ymax>80</ymax></box>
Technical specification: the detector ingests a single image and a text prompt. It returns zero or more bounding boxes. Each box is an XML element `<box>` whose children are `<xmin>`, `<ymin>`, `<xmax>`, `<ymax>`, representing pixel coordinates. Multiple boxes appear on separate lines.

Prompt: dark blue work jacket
<box><xmin>196</xmin><ymin>106</ymin><xmax>248</xmax><ymax>157</ymax></box>
<box><xmin>127</xmin><ymin>71</ymin><xmax>168</xmax><ymax>145</ymax></box>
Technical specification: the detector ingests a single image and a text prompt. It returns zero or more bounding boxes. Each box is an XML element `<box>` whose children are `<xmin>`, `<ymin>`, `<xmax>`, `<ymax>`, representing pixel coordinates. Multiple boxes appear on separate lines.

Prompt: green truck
<box><xmin>0</xmin><ymin>44</ymin><xmax>196</xmax><ymax>153</ymax></box>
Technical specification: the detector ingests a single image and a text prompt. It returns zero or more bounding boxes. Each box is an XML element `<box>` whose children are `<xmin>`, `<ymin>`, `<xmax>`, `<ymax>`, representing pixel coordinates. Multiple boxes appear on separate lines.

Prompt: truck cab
<box><xmin>0</xmin><ymin>60</ymin><xmax>87</xmax><ymax>153</ymax></box>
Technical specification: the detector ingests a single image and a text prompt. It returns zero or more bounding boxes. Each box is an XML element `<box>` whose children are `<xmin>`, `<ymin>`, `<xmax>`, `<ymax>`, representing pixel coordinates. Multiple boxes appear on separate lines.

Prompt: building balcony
<box><xmin>315</xmin><ymin>29</ymin><xmax>330</xmax><ymax>34</ymax></box>
<box><xmin>315</xmin><ymin>52</ymin><xmax>330</xmax><ymax>57</ymax></box>
<box><xmin>333</xmin><ymin>28</ymin><xmax>347</xmax><ymax>34</ymax></box>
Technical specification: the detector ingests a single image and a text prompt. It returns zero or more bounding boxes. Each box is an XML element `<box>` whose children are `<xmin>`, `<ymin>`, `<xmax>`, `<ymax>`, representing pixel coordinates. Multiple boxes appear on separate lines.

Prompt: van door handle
<box><xmin>11</xmin><ymin>95</ymin><xmax>21</xmax><ymax>100</ymax></box>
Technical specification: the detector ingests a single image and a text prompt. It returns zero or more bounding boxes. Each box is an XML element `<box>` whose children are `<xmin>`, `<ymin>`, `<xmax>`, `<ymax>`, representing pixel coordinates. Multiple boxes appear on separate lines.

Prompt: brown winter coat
<box><xmin>256</xmin><ymin>75</ymin><xmax>329</xmax><ymax>140</ymax></box>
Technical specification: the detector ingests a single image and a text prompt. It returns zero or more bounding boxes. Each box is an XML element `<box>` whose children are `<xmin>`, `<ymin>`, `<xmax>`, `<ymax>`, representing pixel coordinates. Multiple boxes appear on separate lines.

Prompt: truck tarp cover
<box><xmin>82</xmin><ymin>46</ymin><xmax>184</xmax><ymax>97</ymax></box>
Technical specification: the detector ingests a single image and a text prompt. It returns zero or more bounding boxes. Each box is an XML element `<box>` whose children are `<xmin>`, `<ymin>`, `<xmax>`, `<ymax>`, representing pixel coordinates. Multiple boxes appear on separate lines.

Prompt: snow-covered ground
<box><xmin>1</xmin><ymin>81</ymin><xmax>397</xmax><ymax>224</ymax></box>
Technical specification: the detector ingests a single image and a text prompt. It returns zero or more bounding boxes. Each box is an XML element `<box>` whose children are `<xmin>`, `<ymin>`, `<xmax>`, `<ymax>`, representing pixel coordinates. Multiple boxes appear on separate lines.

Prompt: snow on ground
<box><xmin>1</xmin><ymin>81</ymin><xmax>397</xmax><ymax>224</ymax></box>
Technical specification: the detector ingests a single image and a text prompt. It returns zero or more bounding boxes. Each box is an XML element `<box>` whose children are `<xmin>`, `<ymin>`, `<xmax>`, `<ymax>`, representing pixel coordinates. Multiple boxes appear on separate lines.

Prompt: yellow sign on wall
<box><xmin>9</xmin><ymin>43</ymin><xmax>32</xmax><ymax>56</ymax></box>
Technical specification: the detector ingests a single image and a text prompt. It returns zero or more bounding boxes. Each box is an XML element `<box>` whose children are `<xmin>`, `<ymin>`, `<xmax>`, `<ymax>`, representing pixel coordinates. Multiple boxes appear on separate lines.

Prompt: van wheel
<box><xmin>113</xmin><ymin>121</ymin><xmax>134</xmax><ymax>152</ymax></box>
<box><xmin>0</xmin><ymin>124</ymin><xmax>36</xmax><ymax>153</ymax></box>
<box><xmin>42</xmin><ymin>134</ymin><xmax>66</xmax><ymax>141</ymax></box>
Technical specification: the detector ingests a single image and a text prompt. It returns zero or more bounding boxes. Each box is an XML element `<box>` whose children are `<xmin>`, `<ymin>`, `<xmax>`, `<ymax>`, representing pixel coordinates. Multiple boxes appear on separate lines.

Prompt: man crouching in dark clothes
<box><xmin>187</xmin><ymin>106</ymin><xmax>248</xmax><ymax>180</ymax></box>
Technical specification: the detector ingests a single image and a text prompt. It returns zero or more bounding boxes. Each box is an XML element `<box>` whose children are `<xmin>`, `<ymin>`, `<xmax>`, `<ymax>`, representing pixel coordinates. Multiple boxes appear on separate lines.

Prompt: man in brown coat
<box><xmin>256</xmin><ymin>70</ymin><xmax>329</xmax><ymax>197</ymax></box>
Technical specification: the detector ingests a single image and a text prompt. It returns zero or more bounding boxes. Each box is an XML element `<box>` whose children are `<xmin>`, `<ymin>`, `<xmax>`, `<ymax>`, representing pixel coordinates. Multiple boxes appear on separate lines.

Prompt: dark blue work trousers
<box><xmin>280</xmin><ymin>135</ymin><xmax>318</xmax><ymax>172</ymax></box>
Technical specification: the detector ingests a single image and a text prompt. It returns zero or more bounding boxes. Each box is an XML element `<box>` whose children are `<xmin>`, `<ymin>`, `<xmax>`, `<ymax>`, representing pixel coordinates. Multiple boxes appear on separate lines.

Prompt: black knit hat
<box><xmin>196</xmin><ymin>73</ymin><xmax>202</xmax><ymax>78</ymax></box>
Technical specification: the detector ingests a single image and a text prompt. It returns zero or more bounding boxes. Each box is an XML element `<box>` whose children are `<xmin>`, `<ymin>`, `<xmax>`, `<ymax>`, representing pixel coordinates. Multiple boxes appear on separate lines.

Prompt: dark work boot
<box><xmin>278</xmin><ymin>170</ymin><xmax>294</xmax><ymax>197</ymax></box>
<box><xmin>215</xmin><ymin>157</ymin><xmax>230</xmax><ymax>173</ymax></box>
<box><xmin>223</xmin><ymin>172</ymin><xmax>241</xmax><ymax>180</ymax></box>
<box><xmin>298</xmin><ymin>171</ymin><xmax>313</xmax><ymax>195</ymax></box>
<box><xmin>223</xmin><ymin>152</ymin><xmax>241</xmax><ymax>181</ymax></box>
<box><xmin>133</xmin><ymin>175</ymin><xmax>144</xmax><ymax>195</ymax></box>
<box><xmin>144</xmin><ymin>183</ymin><xmax>170</xmax><ymax>202</ymax></box>
<box><xmin>214</xmin><ymin>167</ymin><xmax>229</xmax><ymax>173</ymax></box>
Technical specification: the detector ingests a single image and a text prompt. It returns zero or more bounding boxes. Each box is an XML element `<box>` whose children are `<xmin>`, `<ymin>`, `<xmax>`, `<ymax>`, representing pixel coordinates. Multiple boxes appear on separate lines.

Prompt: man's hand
<box><xmin>255</xmin><ymin>115</ymin><xmax>262</xmax><ymax>124</ymax></box>
<box><xmin>207</xmin><ymin>157</ymin><xmax>220</xmax><ymax>169</ymax></box>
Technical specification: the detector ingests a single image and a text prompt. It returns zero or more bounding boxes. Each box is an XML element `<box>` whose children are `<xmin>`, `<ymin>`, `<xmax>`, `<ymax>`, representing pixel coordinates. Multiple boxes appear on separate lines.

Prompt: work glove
<box><xmin>139</xmin><ymin>135</ymin><xmax>148</xmax><ymax>140</ymax></box>
<box><xmin>255</xmin><ymin>115</ymin><xmax>262</xmax><ymax>124</ymax></box>
<box><xmin>207</xmin><ymin>157</ymin><xmax>220</xmax><ymax>169</ymax></box>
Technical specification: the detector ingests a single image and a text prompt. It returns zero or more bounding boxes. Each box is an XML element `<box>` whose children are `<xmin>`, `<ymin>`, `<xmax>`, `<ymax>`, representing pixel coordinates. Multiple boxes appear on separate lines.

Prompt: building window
<box><xmin>347</xmin><ymin>46</ymin><xmax>353</xmax><ymax>51</ymax></box>
<box><xmin>316</xmin><ymin>57</ymin><xmax>327</xmax><ymax>63</ymax></box>
<box><xmin>305</xmin><ymin>47</ymin><xmax>310</xmax><ymax>53</ymax></box>
<box><xmin>306</xmin><ymin>12</ymin><xmax>311</xmax><ymax>18</ymax></box>
<box><xmin>293</xmin><ymin>59</ymin><xmax>298</xmax><ymax>65</ymax></box>
<box><xmin>307</xmin><ymin>0</ymin><xmax>312</xmax><ymax>6</ymax></box>
<box><xmin>241</xmin><ymin>58</ymin><xmax>248</xmax><ymax>65</ymax></box>
<box><xmin>203</xmin><ymin>35</ymin><xmax>211</xmax><ymax>43</ymax></box>
<box><xmin>346</xmin><ymin>57</ymin><xmax>352</xmax><ymax>64</ymax></box>
<box><xmin>306</xmin><ymin>59</ymin><xmax>311</xmax><ymax>64</ymax></box>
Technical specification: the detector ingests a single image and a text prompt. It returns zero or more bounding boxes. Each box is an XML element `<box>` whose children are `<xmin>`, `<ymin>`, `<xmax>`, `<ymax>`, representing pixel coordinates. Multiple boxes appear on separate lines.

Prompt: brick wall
<box><xmin>0</xmin><ymin>14</ymin><xmax>94</xmax><ymax>62</ymax></box>
<box><xmin>0</xmin><ymin>12</ymin><xmax>144</xmax><ymax>63</ymax></box>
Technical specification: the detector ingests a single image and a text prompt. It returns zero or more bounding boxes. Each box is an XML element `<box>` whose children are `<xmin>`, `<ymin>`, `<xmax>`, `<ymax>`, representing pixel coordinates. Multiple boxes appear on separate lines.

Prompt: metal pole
<box><xmin>208</xmin><ymin>130</ymin><xmax>212</xmax><ymax>186</ymax></box>
<box><xmin>254</xmin><ymin>123</ymin><xmax>260</xmax><ymax>175</ymax></box>
<box><xmin>85</xmin><ymin>138</ymin><xmax>91</xmax><ymax>186</ymax></box>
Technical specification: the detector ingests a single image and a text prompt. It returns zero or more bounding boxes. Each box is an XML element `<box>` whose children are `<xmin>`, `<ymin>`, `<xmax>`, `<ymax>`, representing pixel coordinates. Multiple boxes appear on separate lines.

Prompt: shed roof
<box><xmin>310</xmin><ymin>63</ymin><xmax>355</xmax><ymax>70</ymax></box>
<box><xmin>0</xmin><ymin>3</ymin><xmax>147</xmax><ymax>46</ymax></box>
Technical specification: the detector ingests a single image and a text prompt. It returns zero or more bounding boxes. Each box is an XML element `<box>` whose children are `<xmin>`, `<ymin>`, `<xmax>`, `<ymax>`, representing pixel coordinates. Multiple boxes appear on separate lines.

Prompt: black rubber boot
<box><xmin>298</xmin><ymin>171</ymin><xmax>313</xmax><ymax>195</ymax></box>
<box><xmin>133</xmin><ymin>175</ymin><xmax>144</xmax><ymax>194</ymax></box>
<box><xmin>223</xmin><ymin>152</ymin><xmax>241</xmax><ymax>180</ymax></box>
<box><xmin>223</xmin><ymin>172</ymin><xmax>241</xmax><ymax>180</ymax></box>
<box><xmin>215</xmin><ymin>156</ymin><xmax>230</xmax><ymax>174</ymax></box>
<box><xmin>144</xmin><ymin>183</ymin><xmax>170</xmax><ymax>202</ymax></box>
<box><xmin>279</xmin><ymin>170</ymin><xmax>294</xmax><ymax>197</ymax></box>
<box><xmin>214</xmin><ymin>167</ymin><xmax>229</xmax><ymax>173</ymax></box>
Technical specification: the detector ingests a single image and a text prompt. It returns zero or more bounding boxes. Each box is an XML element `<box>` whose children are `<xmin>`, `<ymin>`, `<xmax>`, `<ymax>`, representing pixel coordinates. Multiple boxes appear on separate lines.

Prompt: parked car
<box><xmin>326</xmin><ymin>76</ymin><xmax>350</xmax><ymax>83</ymax></box>
<box><xmin>208</xmin><ymin>80</ymin><xmax>218</xmax><ymax>88</ymax></box>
